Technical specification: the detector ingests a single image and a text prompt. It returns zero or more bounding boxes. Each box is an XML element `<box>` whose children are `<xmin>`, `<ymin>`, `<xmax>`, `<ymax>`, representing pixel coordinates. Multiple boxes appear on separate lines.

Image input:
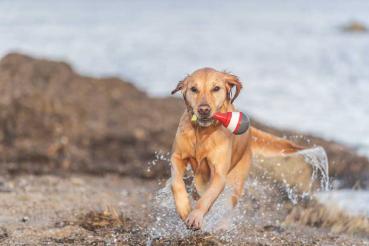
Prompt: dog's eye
<box><xmin>190</xmin><ymin>87</ymin><xmax>198</xmax><ymax>93</ymax></box>
<box><xmin>212</xmin><ymin>86</ymin><xmax>220</xmax><ymax>92</ymax></box>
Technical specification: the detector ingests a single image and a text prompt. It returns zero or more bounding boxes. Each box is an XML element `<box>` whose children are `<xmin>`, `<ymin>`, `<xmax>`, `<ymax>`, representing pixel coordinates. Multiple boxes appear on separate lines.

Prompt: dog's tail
<box><xmin>250</xmin><ymin>127</ymin><xmax>304</xmax><ymax>156</ymax></box>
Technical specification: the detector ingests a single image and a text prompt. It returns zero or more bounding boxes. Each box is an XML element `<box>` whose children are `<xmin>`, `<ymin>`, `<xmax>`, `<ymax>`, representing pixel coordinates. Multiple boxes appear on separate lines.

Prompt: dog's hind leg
<box><xmin>227</xmin><ymin>149</ymin><xmax>252</xmax><ymax>207</ymax></box>
<box><xmin>211</xmin><ymin>152</ymin><xmax>252</xmax><ymax>231</ymax></box>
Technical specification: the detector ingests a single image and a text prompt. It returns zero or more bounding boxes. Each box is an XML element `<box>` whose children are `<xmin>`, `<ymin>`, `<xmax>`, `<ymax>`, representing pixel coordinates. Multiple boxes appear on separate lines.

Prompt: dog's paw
<box><xmin>177</xmin><ymin>202</ymin><xmax>191</xmax><ymax>221</ymax></box>
<box><xmin>185</xmin><ymin>209</ymin><xmax>204</xmax><ymax>230</ymax></box>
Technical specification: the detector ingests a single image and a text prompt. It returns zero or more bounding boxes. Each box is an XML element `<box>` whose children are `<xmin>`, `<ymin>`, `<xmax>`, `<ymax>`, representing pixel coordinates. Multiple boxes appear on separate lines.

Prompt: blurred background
<box><xmin>1</xmin><ymin>0</ymin><xmax>368</xmax><ymax>156</ymax></box>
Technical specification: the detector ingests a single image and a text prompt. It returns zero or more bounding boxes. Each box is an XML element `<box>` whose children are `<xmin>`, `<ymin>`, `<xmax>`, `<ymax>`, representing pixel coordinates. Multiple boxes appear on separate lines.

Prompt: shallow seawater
<box><xmin>317</xmin><ymin>190</ymin><xmax>369</xmax><ymax>217</ymax></box>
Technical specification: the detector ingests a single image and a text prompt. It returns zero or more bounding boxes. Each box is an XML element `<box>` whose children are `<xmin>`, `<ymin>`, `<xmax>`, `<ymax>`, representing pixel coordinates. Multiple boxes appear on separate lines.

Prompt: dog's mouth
<box><xmin>197</xmin><ymin>116</ymin><xmax>214</xmax><ymax>127</ymax></box>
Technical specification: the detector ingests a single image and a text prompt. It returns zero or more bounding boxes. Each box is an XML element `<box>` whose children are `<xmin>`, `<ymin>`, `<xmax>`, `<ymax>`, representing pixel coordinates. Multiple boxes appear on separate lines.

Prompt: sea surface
<box><xmin>0</xmin><ymin>0</ymin><xmax>368</xmax><ymax>216</ymax></box>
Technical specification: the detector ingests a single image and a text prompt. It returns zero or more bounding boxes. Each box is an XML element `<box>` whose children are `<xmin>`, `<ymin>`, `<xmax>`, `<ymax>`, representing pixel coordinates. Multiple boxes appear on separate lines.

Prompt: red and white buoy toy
<box><xmin>213</xmin><ymin>112</ymin><xmax>250</xmax><ymax>135</ymax></box>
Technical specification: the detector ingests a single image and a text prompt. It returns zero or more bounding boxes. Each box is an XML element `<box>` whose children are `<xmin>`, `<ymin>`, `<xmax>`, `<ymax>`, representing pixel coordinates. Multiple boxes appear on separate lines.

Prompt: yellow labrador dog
<box><xmin>170</xmin><ymin>68</ymin><xmax>303</xmax><ymax>230</ymax></box>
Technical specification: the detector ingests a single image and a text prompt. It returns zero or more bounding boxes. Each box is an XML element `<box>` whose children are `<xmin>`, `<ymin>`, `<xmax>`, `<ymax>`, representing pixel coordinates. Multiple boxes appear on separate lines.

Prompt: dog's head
<box><xmin>171</xmin><ymin>68</ymin><xmax>243</xmax><ymax>127</ymax></box>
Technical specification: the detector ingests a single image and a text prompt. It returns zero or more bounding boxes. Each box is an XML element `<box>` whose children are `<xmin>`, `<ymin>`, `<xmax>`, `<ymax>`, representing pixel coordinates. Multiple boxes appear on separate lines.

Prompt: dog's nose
<box><xmin>198</xmin><ymin>104</ymin><xmax>211</xmax><ymax>117</ymax></box>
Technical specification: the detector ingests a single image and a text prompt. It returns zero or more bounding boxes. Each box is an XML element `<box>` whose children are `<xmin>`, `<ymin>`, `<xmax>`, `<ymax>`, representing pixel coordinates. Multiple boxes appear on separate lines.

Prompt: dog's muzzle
<box><xmin>193</xmin><ymin>115</ymin><xmax>214</xmax><ymax>127</ymax></box>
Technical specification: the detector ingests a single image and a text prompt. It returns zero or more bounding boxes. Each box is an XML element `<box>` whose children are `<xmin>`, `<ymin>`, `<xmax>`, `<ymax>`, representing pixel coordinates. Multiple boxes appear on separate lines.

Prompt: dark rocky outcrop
<box><xmin>0</xmin><ymin>53</ymin><xmax>182</xmax><ymax>178</ymax></box>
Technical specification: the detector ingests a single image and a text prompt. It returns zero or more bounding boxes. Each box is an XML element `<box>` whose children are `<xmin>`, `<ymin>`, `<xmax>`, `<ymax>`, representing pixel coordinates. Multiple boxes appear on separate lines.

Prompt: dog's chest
<box><xmin>180</xmin><ymin>132</ymin><xmax>215</xmax><ymax>163</ymax></box>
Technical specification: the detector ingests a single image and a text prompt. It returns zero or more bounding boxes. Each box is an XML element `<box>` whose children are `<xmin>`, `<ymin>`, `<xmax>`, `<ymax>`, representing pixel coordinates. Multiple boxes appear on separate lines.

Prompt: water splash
<box><xmin>299</xmin><ymin>146</ymin><xmax>330</xmax><ymax>191</ymax></box>
<box><xmin>146</xmin><ymin>146</ymin><xmax>331</xmax><ymax>243</ymax></box>
<box><xmin>147</xmin><ymin>178</ymin><xmax>236</xmax><ymax>242</ymax></box>
<box><xmin>147</xmin><ymin>179</ymin><xmax>189</xmax><ymax>241</ymax></box>
<box><xmin>146</xmin><ymin>176</ymin><xmax>290</xmax><ymax>244</ymax></box>
<box><xmin>146</xmin><ymin>151</ymin><xmax>171</xmax><ymax>174</ymax></box>
<box><xmin>282</xmin><ymin>146</ymin><xmax>330</xmax><ymax>205</ymax></box>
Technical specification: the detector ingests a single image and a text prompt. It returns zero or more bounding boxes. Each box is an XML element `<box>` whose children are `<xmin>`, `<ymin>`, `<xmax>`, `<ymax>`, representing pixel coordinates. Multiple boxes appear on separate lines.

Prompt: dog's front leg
<box><xmin>186</xmin><ymin>148</ymin><xmax>230</xmax><ymax>229</ymax></box>
<box><xmin>171</xmin><ymin>153</ymin><xmax>191</xmax><ymax>221</ymax></box>
<box><xmin>186</xmin><ymin>171</ymin><xmax>226</xmax><ymax>229</ymax></box>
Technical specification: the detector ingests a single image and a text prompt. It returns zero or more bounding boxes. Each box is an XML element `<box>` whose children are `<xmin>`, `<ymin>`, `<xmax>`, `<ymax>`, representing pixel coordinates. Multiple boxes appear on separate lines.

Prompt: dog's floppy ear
<box><xmin>223</xmin><ymin>72</ymin><xmax>243</xmax><ymax>103</ymax></box>
<box><xmin>171</xmin><ymin>76</ymin><xmax>189</xmax><ymax>95</ymax></box>
<box><xmin>171</xmin><ymin>80</ymin><xmax>184</xmax><ymax>95</ymax></box>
